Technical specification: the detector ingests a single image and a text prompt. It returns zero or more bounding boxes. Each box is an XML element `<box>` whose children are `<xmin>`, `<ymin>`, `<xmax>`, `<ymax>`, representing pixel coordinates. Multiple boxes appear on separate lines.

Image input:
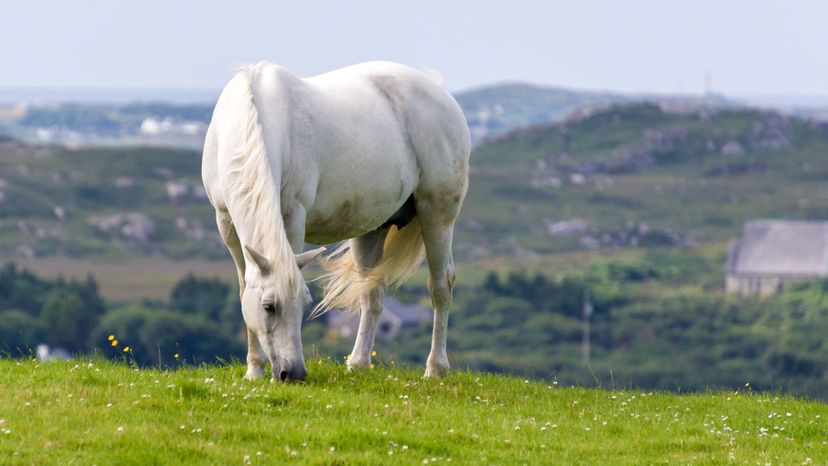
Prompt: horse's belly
<box><xmin>303</xmin><ymin>154</ymin><xmax>416</xmax><ymax>244</ymax></box>
<box><xmin>304</xmin><ymin>192</ymin><xmax>405</xmax><ymax>244</ymax></box>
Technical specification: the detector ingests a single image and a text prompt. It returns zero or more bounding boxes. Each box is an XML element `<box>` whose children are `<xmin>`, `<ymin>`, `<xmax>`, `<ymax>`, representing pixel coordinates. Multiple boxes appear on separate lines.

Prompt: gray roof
<box><xmin>326</xmin><ymin>296</ymin><xmax>431</xmax><ymax>327</ymax></box>
<box><xmin>382</xmin><ymin>298</ymin><xmax>432</xmax><ymax>325</ymax></box>
<box><xmin>727</xmin><ymin>220</ymin><xmax>828</xmax><ymax>276</ymax></box>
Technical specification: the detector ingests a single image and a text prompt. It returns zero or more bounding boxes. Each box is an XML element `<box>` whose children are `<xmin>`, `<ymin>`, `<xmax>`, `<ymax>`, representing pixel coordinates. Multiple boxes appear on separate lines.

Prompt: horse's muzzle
<box><xmin>273</xmin><ymin>363</ymin><xmax>307</xmax><ymax>382</ymax></box>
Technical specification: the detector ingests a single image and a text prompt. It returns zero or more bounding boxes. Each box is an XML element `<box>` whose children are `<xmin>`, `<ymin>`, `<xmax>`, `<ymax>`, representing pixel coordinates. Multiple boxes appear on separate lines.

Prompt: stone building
<box><xmin>726</xmin><ymin>220</ymin><xmax>828</xmax><ymax>296</ymax></box>
<box><xmin>326</xmin><ymin>296</ymin><xmax>431</xmax><ymax>342</ymax></box>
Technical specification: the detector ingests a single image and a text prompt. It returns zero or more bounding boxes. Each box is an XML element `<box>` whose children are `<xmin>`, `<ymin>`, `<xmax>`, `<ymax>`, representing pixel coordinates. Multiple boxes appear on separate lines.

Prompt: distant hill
<box><xmin>0</xmin><ymin>83</ymin><xmax>725</xmax><ymax>148</ymax></box>
<box><xmin>455</xmin><ymin>83</ymin><xmax>629</xmax><ymax>143</ymax></box>
<box><xmin>1</xmin><ymin>103</ymin><xmax>827</xmax><ymax>261</ymax></box>
<box><xmin>1</xmin><ymin>83</ymin><xmax>624</xmax><ymax>148</ymax></box>
<box><xmin>455</xmin><ymin>83</ymin><xmax>738</xmax><ymax>144</ymax></box>
<box><xmin>0</xmin><ymin>102</ymin><xmax>213</xmax><ymax>149</ymax></box>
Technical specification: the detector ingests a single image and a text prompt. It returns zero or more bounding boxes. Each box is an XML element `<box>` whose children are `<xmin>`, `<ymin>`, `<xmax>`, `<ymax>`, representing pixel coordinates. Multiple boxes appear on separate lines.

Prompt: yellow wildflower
<box><xmin>174</xmin><ymin>353</ymin><xmax>180</xmax><ymax>359</ymax></box>
<box><xmin>111</xmin><ymin>340</ymin><xmax>118</xmax><ymax>347</ymax></box>
<box><xmin>108</xmin><ymin>335</ymin><xmax>115</xmax><ymax>341</ymax></box>
<box><xmin>123</xmin><ymin>346</ymin><xmax>130</xmax><ymax>352</ymax></box>
<box><xmin>371</xmin><ymin>350</ymin><xmax>377</xmax><ymax>357</ymax></box>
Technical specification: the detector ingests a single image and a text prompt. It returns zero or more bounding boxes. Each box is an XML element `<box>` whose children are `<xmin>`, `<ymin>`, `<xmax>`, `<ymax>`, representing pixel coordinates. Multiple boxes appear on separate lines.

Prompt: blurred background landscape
<box><xmin>1</xmin><ymin>1</ymin><xmax>827</xmax><ymax>399</ymax></box>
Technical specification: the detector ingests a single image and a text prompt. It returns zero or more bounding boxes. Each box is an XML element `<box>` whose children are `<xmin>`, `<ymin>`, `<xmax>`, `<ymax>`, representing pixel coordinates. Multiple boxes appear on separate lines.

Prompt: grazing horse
<box><xmin>201</xmin><ymin>61</ymin><xmax>470</xmax><ymax>381</ymax></box>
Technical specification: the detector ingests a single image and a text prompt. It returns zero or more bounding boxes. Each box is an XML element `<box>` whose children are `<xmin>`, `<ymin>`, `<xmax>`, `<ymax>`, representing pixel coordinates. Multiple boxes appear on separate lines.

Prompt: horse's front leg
<box><xmin>215</xmin><ymin>210</ymin><xmax>246</xmax><ymax>296</ymax></box>
<box><xmin>283</xmin><ymin>203</ymin><xmax>308</xmax><ymax>253</ymax></box>
<box><xmin>215</xmin><ymin>210</ymin><xmax>263</xmax><ymax>380</ymax></box>
<box><xmin>245</xmin><ymin>328</ymin><xmax>266</xmax><ymax>380</ymax></box>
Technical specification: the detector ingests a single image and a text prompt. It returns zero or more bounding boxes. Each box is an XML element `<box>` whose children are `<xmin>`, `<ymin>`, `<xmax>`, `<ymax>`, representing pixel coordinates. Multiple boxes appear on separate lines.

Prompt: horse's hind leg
<box><xmin>421</xmin><ymin>224</ymin><xmax>455</xmax><ymax>377</ymax></box>
<box><xmin>347</xmin><ymin>228</ymin><xmax>389</xmax><ymax>369</ymax></box>
<box><xmin>416</xmin><ymin>196</ymin><xmax>461</xmax><ymax>378</ymax></box>
<box><xmin>216</xmin><ymin>210</ymin><xmax>264</xmax><ymax>380</ymax></box>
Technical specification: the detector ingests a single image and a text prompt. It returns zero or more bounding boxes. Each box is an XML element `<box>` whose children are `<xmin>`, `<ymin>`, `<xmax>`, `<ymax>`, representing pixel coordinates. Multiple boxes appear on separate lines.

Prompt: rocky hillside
<box><xmin>1</xmin><ymin>103</ymin><xmax>827</xmax><ymax>260</ymax></box>
<box><xmin>458</xmin><ymin>103</ymin><xmax>828</xmax><ymax>258</ymax></box>
<box><xmin>0</xmin><ymin>137</ymin><xmax>218</xmax><ymax>259</ymax></box>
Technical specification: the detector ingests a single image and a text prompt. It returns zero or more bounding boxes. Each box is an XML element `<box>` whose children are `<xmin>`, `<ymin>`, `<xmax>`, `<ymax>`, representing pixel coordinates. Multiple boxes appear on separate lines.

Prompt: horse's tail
<box><xmin>312</xmin><ymin>218</ymin><xmax>426</xmax><ymax>316</ymax></box>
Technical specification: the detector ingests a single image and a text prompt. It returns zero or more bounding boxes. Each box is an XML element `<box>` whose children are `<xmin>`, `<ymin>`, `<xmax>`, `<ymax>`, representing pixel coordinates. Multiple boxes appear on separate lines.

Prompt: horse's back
<box><xmin>308</xmin><ymin>61</ymin><xmax>469</xmax><ymax>159</ymax></box>
<box><xmin>205</xmin><ymin>61</ymin><xmax>470</xmax><ymax>242</ymax></box>
<box><xmin>299</xmin><ymin>62</ymin><xmax>469</xmax><ymax>240</ymax></box>
<box><xmin>327</xmin><ymin>62</ymin><xmax>470</xmax><ymax>215</ymax></box>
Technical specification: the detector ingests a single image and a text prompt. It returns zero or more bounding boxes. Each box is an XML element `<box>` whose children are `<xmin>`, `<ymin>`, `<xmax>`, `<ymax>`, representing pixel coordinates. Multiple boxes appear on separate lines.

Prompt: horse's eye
<box><xmin>263</xmin><ymin>302</ymin><xmax>278</xmax><ymax>314</ymax></box>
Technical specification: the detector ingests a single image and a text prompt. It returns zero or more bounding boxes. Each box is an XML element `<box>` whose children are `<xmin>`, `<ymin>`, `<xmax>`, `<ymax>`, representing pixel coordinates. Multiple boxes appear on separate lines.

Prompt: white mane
<box><xmin>226</xmin><ymin>64</ymin><xmax>303</xmax><ymax>299</ymax></box>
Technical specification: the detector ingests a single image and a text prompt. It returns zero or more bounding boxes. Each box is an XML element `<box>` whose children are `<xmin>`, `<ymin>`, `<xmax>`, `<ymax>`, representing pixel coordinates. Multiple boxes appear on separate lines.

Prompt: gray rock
<box><xmin>548</xmin><ymin>218</ymin><xmax>588</xmax><ymax>236</ymax></box>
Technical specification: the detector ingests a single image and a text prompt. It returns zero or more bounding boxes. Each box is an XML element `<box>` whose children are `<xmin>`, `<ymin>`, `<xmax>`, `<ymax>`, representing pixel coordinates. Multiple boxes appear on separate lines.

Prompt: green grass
<box><xmin>0</xmin><ymin>359</ymin><xmax>825</xmax><ymax>464</ymax></box>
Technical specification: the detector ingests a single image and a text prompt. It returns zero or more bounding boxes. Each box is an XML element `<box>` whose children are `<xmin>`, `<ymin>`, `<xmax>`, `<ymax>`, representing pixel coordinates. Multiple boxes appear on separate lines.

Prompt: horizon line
<box><xmin>1</xmin><ymin>84</ymin><xmax>827</xmax><ymax>108</ymax></box>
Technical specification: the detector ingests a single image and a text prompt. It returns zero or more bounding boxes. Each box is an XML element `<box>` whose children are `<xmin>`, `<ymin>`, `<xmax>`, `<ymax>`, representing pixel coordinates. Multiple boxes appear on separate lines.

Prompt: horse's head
<box><xmin>241</xmin><ymin>245</ymin><xmax>325</xmax><ymax>382</ymax></box>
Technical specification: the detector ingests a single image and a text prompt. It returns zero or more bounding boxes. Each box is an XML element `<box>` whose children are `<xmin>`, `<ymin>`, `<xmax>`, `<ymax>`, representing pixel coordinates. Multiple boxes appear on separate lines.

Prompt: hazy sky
<box><xmin>1</xmin><ymin>0</ymin><xmax>826</xmax><ymax>97</ymax></box>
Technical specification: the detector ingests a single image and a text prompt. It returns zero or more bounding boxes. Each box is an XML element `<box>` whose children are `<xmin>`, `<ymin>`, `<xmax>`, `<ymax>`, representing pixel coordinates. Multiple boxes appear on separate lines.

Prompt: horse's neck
<box><xmin>227</xmin><ymin>140</ymin><xmax>288</xmax><ymax>261</ymax></box>
<box><xmin>249</xmin><ymin>168</ymin><xmax>289</xmax><ymax>258</ymax></box>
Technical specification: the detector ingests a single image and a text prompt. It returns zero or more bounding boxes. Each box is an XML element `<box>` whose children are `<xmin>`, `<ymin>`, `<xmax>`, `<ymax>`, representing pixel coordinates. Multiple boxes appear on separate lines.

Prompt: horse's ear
<box><xmin>245</xmin><ymin>245</ymin><xmax>271</xmax><ymax>275</ymax></box>
<box><xmin>296</xmin><ymin>247</ymin><xmax>326</xmax><ymax>269</ymax></box>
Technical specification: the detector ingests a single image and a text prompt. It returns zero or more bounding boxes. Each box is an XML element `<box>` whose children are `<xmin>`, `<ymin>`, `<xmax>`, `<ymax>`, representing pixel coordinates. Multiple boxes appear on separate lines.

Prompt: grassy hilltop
<box><xmin>0</xmin><ymin>359</ymin><xmax>825</xmax><ymax>465</ymax></box>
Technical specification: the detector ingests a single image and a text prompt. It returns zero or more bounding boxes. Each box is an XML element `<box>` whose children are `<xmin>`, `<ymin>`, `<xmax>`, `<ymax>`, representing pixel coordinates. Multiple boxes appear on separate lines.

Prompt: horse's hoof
<box><xmin>423</xmin><ymin>366</ymin><xmax>449</xmax><ymax>378</ymax></box>
<box><xmin>244</xmin><ymin>367</ymin><xmax>264</xmax><ymax>381</ymax></box>
<box><xmin>424</xmin><ymin>357</ymin><xmax>450</xmax><ymax>378</ymax></box>
<box><xmin>346</xmin><ymin>356</ymin><xmax>371</xmax><ymax>371</ymax></box>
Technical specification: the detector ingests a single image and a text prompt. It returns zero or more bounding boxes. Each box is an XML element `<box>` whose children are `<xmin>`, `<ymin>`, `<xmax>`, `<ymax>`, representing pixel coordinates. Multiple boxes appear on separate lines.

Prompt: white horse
<box><xmin>202</xmin><ymin>61</ymin><xmax>470</xmax><ymax>381</ymax></box>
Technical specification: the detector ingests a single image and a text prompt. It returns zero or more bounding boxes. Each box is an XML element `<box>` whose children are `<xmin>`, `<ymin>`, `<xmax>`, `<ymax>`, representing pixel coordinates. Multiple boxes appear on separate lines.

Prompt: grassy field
<box><xmin>15</xmin><ymin>240</ymin><xmax>729</xmax><ymax>302</ymax></box>
<box><xmin>18</xmin><ymin>257</ymin><xmax>236</xmax><ymax>301</ymax></box>
<box><xmin>0</xmin><ymin>358</ymin><xmax>825</xmax><ymax>465</ymax></box>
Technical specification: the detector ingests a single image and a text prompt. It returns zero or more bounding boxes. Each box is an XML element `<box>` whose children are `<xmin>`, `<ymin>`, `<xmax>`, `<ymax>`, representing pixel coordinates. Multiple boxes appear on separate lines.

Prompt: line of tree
<box><xmin>396</xmin><ymin>263</ymin><xmax>828</xmax><ymax>400</ymax></box>
<box><xmin>2</xmin><ymin>258</ymin><xmax>826</xmax><ymax>400</ymax></box>
<box><xmin>0</xmin><ymin>264</ymin><xmax>243</xmax><ymax>365</ymax></box>
<box><xmin>0</xmin><ymin>263</ymin><xmax>104</xmax><ymax>353</ymax></box>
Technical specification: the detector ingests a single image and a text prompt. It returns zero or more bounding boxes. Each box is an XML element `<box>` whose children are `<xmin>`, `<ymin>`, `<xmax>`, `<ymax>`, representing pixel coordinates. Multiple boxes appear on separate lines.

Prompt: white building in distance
<box><xmin>726</xmin><ymin>220</ymin><xmax>828</xmax><ymax>296</ymax></box>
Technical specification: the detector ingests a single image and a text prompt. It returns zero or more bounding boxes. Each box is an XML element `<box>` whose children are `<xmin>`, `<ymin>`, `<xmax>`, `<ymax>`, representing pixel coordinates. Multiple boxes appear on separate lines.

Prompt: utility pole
<box><xmin>582</xmin><ymin>289</ymin><xmax>592</xmax><ymax>366</ymax></box>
